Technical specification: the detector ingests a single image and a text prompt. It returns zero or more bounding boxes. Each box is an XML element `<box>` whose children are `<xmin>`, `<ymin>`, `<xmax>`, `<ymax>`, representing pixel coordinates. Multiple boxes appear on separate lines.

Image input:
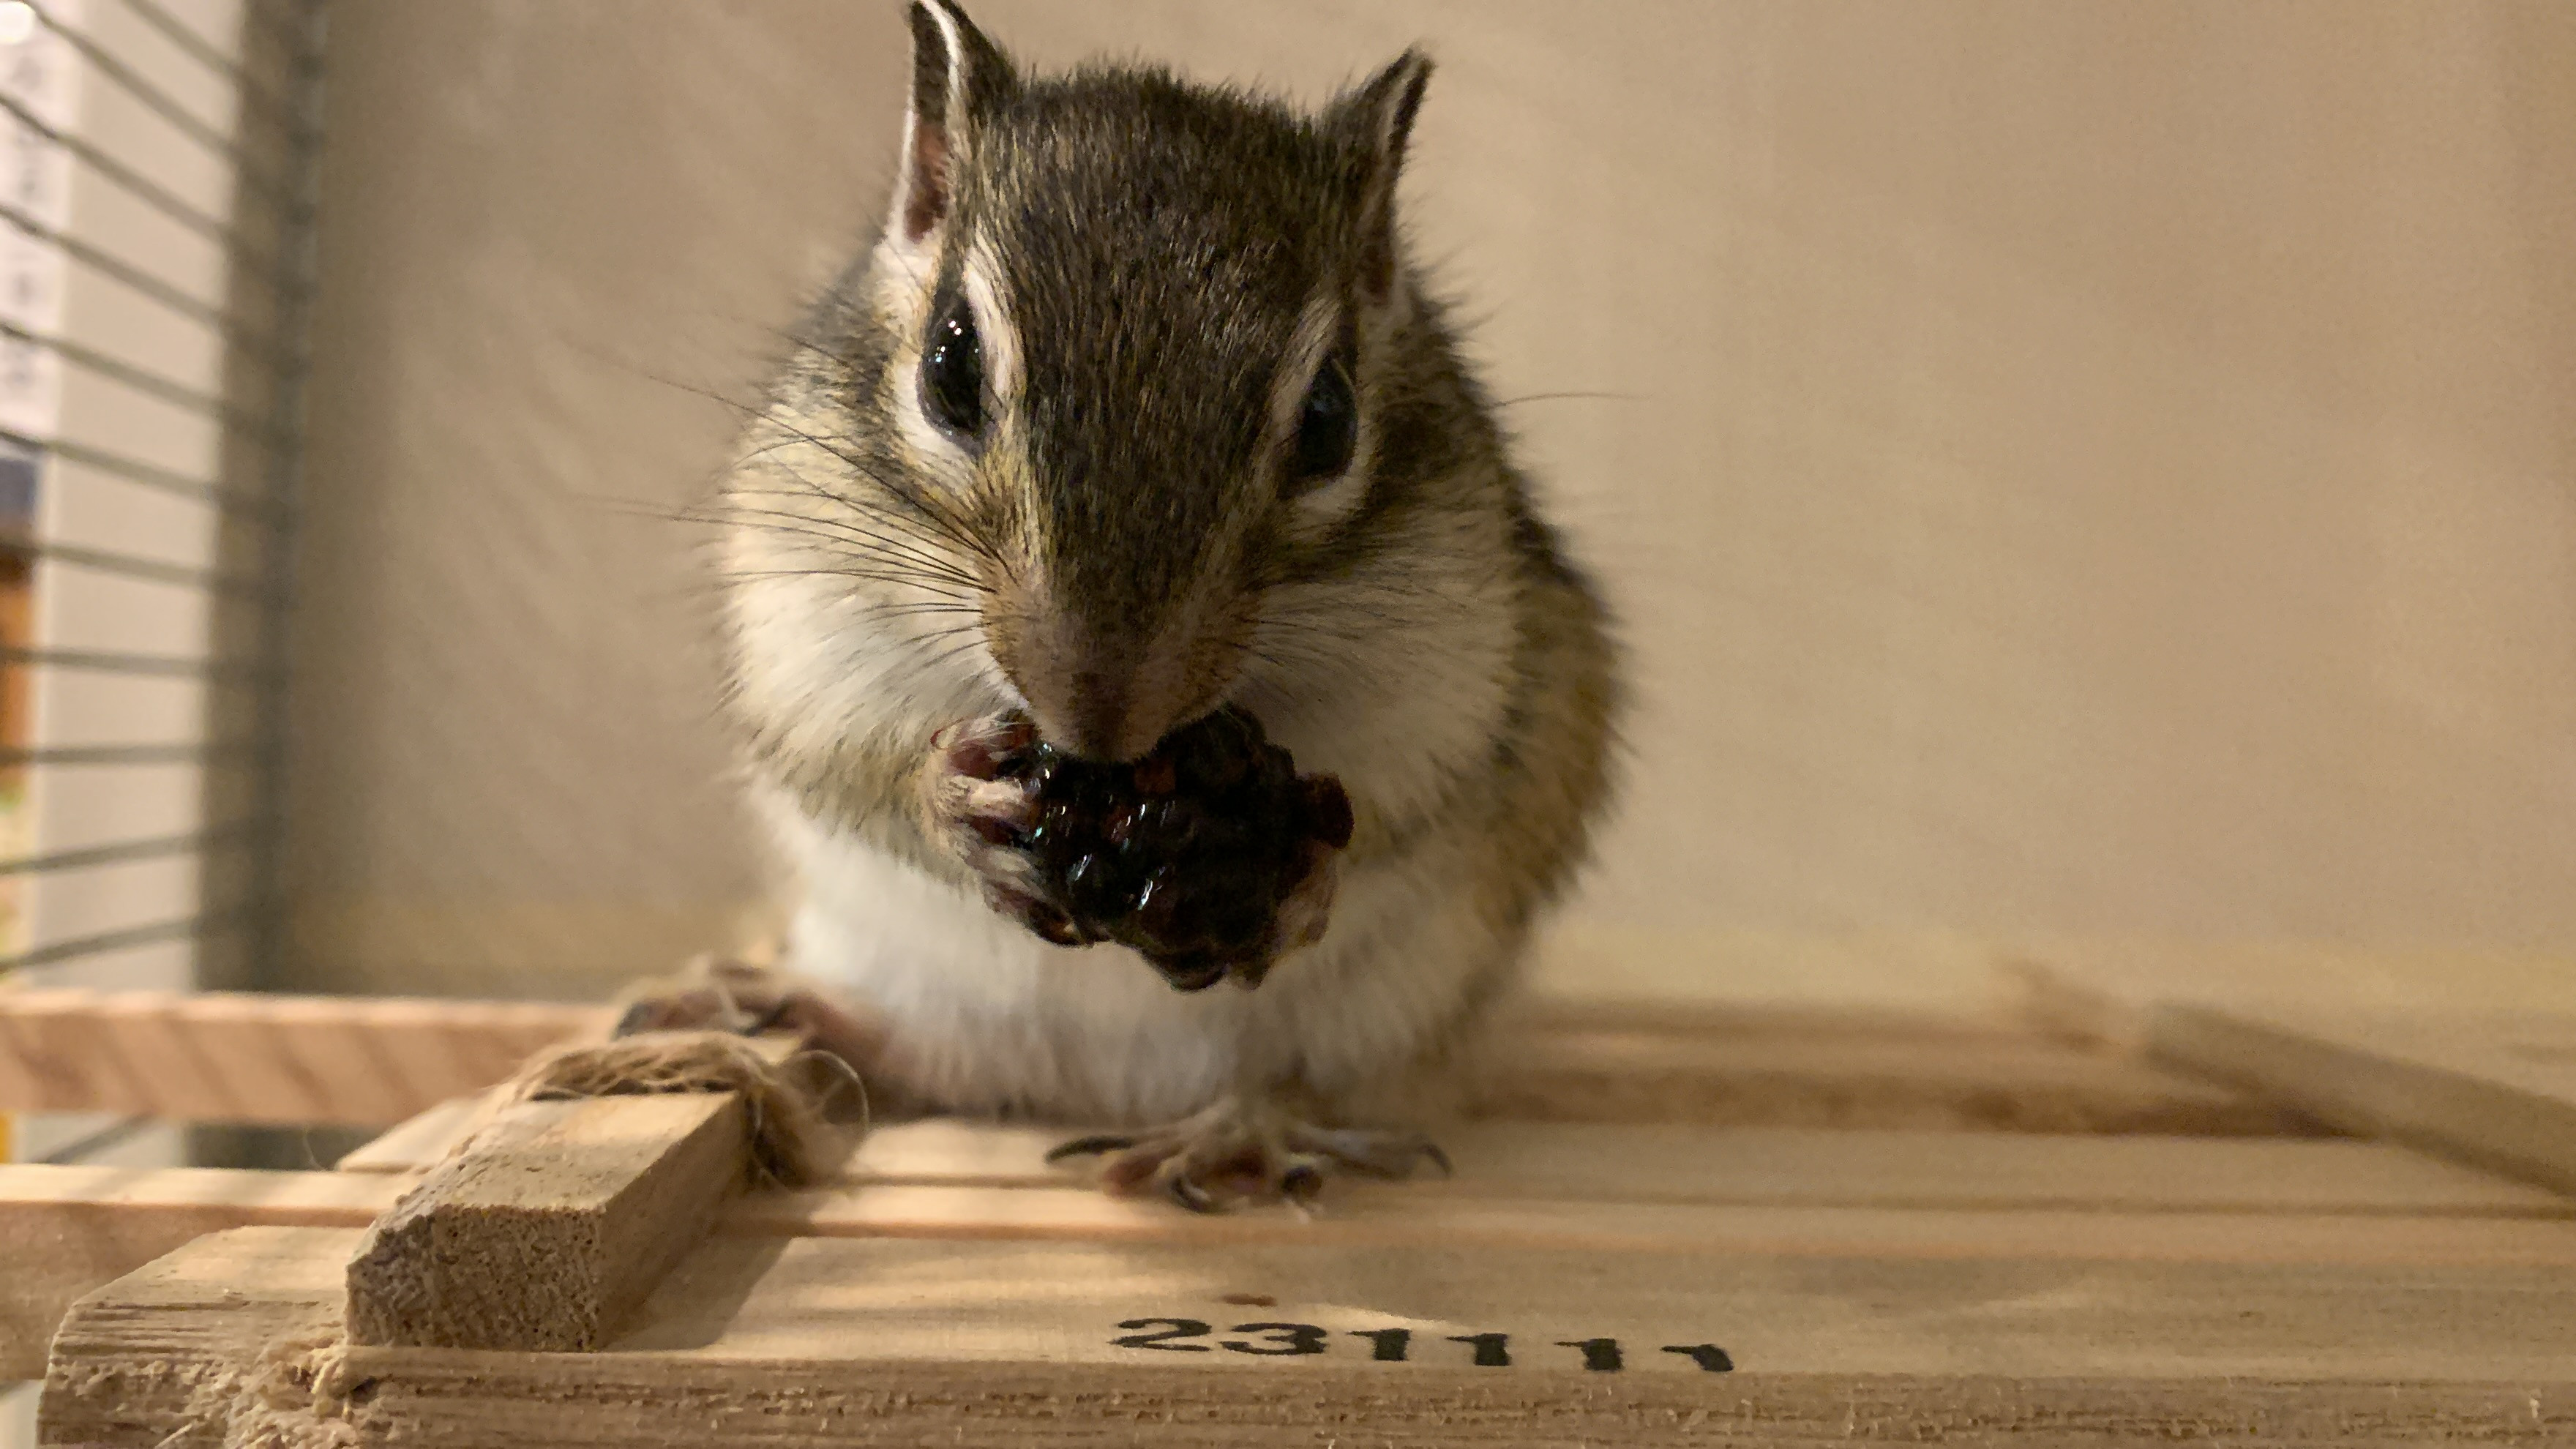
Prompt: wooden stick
<box><xmin>2150</xmin><ymin>1003</ymin><xmax>2576</xmax><ymax>1198</ymax></box>
<box><xmin>343</xmin><ymin>1091</ymin><xmax>752</xmax><ymax>1351</ymax></box>
<box><xmin>42</xmin><ymin>1225</ymin><xmax>2576</xmax><ymax>1446</ymax></box>
<box><xmin>0</xmin><ymin>988</ymin><xmax>614</xmax><ymax>1124</ymax></box>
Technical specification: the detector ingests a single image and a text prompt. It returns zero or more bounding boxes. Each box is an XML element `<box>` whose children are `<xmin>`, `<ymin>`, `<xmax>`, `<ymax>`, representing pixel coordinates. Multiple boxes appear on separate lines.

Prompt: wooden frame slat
<box><xmin>0</xmin><ymin>988</ymin><xmax>612</xmax><ymax>1124</ymax></box>
<box><xmin>1486</xmin><ymin>1022</ymin><xmax>2305</xmax><ymax>1134</ymax></box>
<box><xmin>340</xmin><ymin>1112</ymin><xmax>2571</xmax><ymax>1218</ymax></box>
<box><xmin>4</xmin><ymin>988</ymin><xmax>2302</xmax><ymax>1135</ymax></box>
<box><xmin>15</xmin><ymin>1126</ymin><xmax>2573</xmax><ymax>1380</ymax></box>
<box><xmin>2151</xmin><ymin>1003</ymin><xmax>2576</xmax><ymax>1197</ymax></box>
<box><xmin>0</xmin><ymin>1164</ymin><xmax>401</xmax><ymax>1379</ymax></box>
<box><xmin>40</xmin><ymin>1226</ymin><xmax>2576</xmax><ymax>1445</ymax></box>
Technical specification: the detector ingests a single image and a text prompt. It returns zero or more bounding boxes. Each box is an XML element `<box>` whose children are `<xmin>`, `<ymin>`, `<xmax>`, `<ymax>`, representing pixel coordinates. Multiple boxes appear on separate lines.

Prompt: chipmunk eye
<box><xmin>1291</xmin><ymin>356</ymin><xmax>1356</xmax><ymax>483</ymax></box>
<box><xmin>921</xmin><ymin>295</ymin><xmax>985</xmax><ymax>437</ymax></box>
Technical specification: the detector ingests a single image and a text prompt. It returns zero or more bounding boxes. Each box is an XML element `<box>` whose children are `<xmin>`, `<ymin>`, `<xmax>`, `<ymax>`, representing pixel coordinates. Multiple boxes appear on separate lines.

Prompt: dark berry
<box><xmin>1302</xmin><ymin>776</ymin><xmax>1354</xmax><ymax>850</ymax></box>
<box><xmin>984</xmin><ymin>706</ymin><xmax>1349</xmax><ymax>989</ymax></box>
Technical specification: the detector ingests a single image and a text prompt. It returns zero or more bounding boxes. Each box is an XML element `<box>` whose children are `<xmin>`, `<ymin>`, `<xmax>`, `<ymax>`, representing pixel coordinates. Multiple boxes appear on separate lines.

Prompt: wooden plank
<box><xmin>4</xmin><ymin>984</ymin><xmax>2291</xmax><ymax>1136</ymax></box>
<box><xmin>17</xmin><ymin>1139</ymin><xmax>2575</xmax><ymax>1381</ymax></box>
<box><xmin>333</xmin><ymin>1003</ymin><xmax>2285</xmax><ymax>1139</ymax></box>
<box><xmin>42</xmin><ymin>1226</ymin><xmax>2576</xmax><ymax>1445</ymax></box>
<box><xmin>840</xmin><ymin>1120</ymin><xmax>2567</xmax><ymax>1217</ymax></box>
<box><xmin>1503</xmin><ymin>994</ymin><xmax>2037</xmax><ymax>1043</ymax></box>
<box><xmin>738</xmin><ymin>1182</ymin><xmax>2576</xmax><ymax>1267</ymax></box>
<box><xmin>2004</xmin><ymin>948</ymin><xmax>2576</xmax><ymax>1049</ymax></box>
<box><xmin>0</xmin><ymin>989</ymin><xmax>613</xmax><ymax>1124</ymax></box>
<box><xmin>2150</xmin><ymin>1003</ymin><xmax>2576</xmax><ymax>1199</ymax></box>
<box><xmin>340</xmin><ymin>1110</ymin><xmax>2566</xmax><ymax>1218</ymax></box>
<box><xmin>0</xmin><ymin>1164</ymin><xmax>402</xmax><ymax>1379</ymax></box>
<box><xmin>343</xmin><ymin>1092</ymin><xmax>751</xmax><ymax>1351</ymax></box>
<box><xmin>1487</xmin><ymin>1022</ymin><xmax>2310</xmax><ymax>1134</ymax></box>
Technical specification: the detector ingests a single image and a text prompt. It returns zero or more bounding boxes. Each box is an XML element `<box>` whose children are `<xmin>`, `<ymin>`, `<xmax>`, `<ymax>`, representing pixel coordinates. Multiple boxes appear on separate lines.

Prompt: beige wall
<box><xmin>287</xmin><ymin>2</ymin><xmax>2576</xmax><ymax>1003</ymax></box>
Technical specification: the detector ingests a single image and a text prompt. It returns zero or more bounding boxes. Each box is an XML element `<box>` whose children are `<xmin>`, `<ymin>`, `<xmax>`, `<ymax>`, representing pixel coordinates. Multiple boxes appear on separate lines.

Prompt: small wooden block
<box><xmin>343</xmin><ymin>1091</ymin><xmax>749</xmax><ymax>1351</ymax></box>
<box><xmin>2151</xmin><ymin>1003</ymin><xmax>2576</xmax><ymax>1197</ymax></box>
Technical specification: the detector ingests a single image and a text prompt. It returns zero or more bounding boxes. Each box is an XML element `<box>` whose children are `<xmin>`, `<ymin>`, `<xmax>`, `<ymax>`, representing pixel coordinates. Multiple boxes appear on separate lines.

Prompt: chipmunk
<box><xmin>662</xmin><ymin>0</ymin><xmax>1619</xmax><ymax>1210</ymax></box>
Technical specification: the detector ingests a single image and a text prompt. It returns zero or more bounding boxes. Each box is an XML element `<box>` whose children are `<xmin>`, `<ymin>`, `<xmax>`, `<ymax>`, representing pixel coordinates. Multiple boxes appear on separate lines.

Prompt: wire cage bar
<box><xmin>0</xmin><ymin>0</ymin><xmax>324</xmax><ymax>1070</ymax></box>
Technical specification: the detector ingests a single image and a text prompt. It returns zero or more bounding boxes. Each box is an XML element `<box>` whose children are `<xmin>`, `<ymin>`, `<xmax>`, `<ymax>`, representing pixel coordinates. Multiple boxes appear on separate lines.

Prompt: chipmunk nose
<box><xmin>1058</xmin><ymin>669</ymin><xmax>1156</xmax><ymax>762</ymax></box>
<box><xmin>998</xmin><ymin>625</ymin><xmax>1186</xmax><ymax>763</ymax></box>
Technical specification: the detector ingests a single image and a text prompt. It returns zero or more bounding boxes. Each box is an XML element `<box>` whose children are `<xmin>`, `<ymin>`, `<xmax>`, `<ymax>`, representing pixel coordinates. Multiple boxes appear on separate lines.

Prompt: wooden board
<box><xmin>845</xmin><ymin>1120</ymin><xmax>2570</xmax><ymax>1216</ymax></box>
<box><xmin>337</xmin><ymin>1107</ymin><xmax>2568</xmax><ymax>1217</ymax></box>
<box><xmin>15</xmin><ymin>1126</ymin><xmax>2572</xmax><ymax>1381</ymax></box>
<box><xmin>2004</xmin><ymin>948</ymin><xmax>2576</xmax><ymax>1047</ymax></box>
<box><xmin>0</xmin><ymin>988</ymin><xmax>612</xmax><ymax>1124</ymax></box>
<box><xmin>345</xmin><ymin>1093</ymin><xmax>749</xmax><ymax>1351</ymax></box>
<box><xmin>2149</xmin><ymin>1003</ymin><xmax>2576</xmax><ymax>1198</ymax></box>
<box><xmin>40</xmin><ymin>1226</ymin><xmax>2576</xmax><ymax>1446</ymax></box>
<box><xmin>732</xmin><ymin>1183</ymin><xmax>2576</xmax><ymax>1267</ymax></box>
<box><xmin>1</xmin><ymin>987</ymin><xmax>2294</xmax><ymax>1138</ymax></box>
<box><xmin>0</xmin><ymin>1164</ymin><xmax>402</xmax><ymax>1380</ymax></box>
<box><xmin>1485</xmin><ymin>1022</ymin><xmax>2305</xmax><ymax>1134</ymax></box>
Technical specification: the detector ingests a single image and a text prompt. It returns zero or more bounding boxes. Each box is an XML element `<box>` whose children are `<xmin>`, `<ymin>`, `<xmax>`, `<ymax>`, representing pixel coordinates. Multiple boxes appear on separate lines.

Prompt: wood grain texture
<box><xmin>18</xmin><ymin>1129</ymin><xmax>2572</xmax><ymax>1381</ymax></box>
<box><xmin>1487</xmin><ymin>1022</ymin><xmax>2307</xmax><ymax>1134</ymax></box>
<box><xmin>344</xmin><ymin>1092</ymin><xmax>750</xmax><ymax>1351</ymax></box>
<box><xmin>0</xmin><ymin>1164</ymin><xmax>402</xmax><ymax>1379</ymax></box>
<box><xmin>0</xmin><ymin>989</ymin><xmax>613</xmax><ymax>1124</ymax></box>
<box><xmin>733</xmin><ymin>1183</ymin><xmax>2576</xmax><ymax>1268</ymax></box>
<box><xmin>338</xmin><ymin>1111</ymin><xmax>2567</xmax><ymax>1216</ymax></box>
<box><xmin>40</xmin><ymin>1227</ymin><xmax>2576</xmax><ymax>1446</ymax></box>
<box><xmin>851</xmin><ymin>1120</ymin><xmax>2576</xmax><ymax>1217</ymax></box>
<box><xmin>2150</xmin><ymin>1004</ymin><xmax>2576</xmax><ymax>1198</ymax></box>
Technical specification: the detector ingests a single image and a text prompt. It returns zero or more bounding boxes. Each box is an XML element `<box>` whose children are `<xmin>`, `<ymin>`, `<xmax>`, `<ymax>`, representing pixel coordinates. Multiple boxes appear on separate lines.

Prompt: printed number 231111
<box><xmin>1112</xmin><ymin>1319</ymin><xmax>1734</xmax><ymax>1372</ymax></box>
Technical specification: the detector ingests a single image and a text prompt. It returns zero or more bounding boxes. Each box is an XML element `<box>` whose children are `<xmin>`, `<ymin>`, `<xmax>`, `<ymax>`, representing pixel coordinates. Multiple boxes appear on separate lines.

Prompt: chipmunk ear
<box><xmin>1330</xmin><ymin>48</ymin><xmax>1433</xmax><ymax>303</ymax></box>
<box><xmin>895</xmin><ymin>0</ymin><xmax>1012</xmax><ymax>246</ymax></box>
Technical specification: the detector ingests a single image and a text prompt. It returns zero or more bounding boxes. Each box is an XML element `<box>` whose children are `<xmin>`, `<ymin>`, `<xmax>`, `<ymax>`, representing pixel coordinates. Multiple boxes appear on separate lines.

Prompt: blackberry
<box><xmin>995</xmin><ymin>707</ymin><xmax>1352</xmax><ymax>992</ymax></box>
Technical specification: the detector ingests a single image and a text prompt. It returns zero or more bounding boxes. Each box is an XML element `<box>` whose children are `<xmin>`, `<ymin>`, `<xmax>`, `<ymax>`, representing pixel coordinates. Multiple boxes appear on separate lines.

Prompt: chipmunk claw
<box><xmin>926</xmin><ymin>715</ymin><xmax>1046</xmax><ymax>897</ymax></box>
<box><xmin>1044</xmin><ymin>1133</ymin><xmax>1138</xmax><ymax>1163</ymax></box>
<box><xmin>1167</xmin><ymin>1173</ymin><xmax>1219</xmax><ymax>1214</ymax></box>
<box><xmin>1049</xmin><ymin>1101</ymin><xmax>1447</xmax><ymax>1213</ymax></box>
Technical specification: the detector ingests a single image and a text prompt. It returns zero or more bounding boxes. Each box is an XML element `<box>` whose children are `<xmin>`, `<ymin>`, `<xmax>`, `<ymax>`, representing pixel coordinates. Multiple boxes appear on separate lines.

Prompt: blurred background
<box><xmin>2</xmin><ymin>0</ymin><xmax>2572</xmax><ymax>1173</ymax></box>
<box><xmin>2</xmin><ymin>0</ymin><xmax>2573</xmax><ymax>1428</ymax></box>
<box><xmin>293</xmin><ymin>0</ymin><xmax>2576</xmax><ymax>1006</ymax></box>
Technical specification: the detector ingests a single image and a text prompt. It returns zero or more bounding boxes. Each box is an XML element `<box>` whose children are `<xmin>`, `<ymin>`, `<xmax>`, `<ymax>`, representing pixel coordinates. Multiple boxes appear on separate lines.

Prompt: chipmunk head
<box><xmin>738</xmin><ymin>1</ymin><xmax>1440</xmax><ymax>762</ymax></box>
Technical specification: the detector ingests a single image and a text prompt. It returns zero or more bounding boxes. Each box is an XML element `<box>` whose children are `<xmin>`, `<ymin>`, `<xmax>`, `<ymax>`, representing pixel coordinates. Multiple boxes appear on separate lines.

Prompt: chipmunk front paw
<box><xmin>611</xmin><ymin>954</ymin><xmax>888</xmax><ymax>1072</ymax></box>
<box><xmin>1047</xmin><ymin>1097</ymin><xmax>1450</xmax><ymax>1213</ymax></box>
<box><xmin>924</xmin><ymin>714</ymin><xmax>1067</xmax><ymax>937</ymax></box>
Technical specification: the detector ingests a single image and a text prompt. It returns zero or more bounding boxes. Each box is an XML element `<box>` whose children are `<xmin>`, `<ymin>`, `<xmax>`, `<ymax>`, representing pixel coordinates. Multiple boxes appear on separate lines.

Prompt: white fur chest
<box><xmin>758</xmin><ymin>774</ymin><xmax>1503</xmax><ymax>1126</ymax></box>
